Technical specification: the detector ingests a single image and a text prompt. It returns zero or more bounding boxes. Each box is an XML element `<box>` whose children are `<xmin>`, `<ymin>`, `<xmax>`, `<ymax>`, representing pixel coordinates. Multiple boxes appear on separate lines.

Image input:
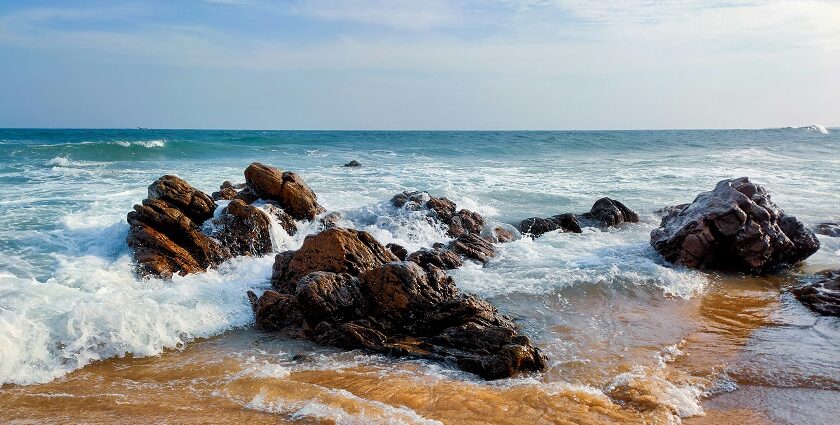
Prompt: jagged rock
<box><xmin>386</xmin><ymin>243</ymin><xmax>408</xmax><ymax>261</ymax></box>
<box><xmin>579</xmin><ymin>197</ymin><xmax>639</xmax><ymax>227</ymax></box>
<box><xmin>449</xmin><ymin>233</ymin><xmax>496</xmax><ymax>264</ymax></box>
<box><xmin>244</xmin><ymin>162</ymin><xmax>325</xmax><ymax>220</ymax></box>
<box><xmin>390</xmin><ymin>191</ymin><xmax>485</xmax><ymax>238</ymax></box>
<box><xmin>320</xmin><ymin>211</ymin><xmax>342</xmax><ymax>229</ymax></box>
<box><xmin>126</xmin><ymin>176</ymin><xmax>229</xmax><ymax>277</ymax></box>
<box><xmin>651</xmin><ymin>177</ymin><xmax>820</xmax><ymax>274</ymax></box>
<box><xmin>816</xmin><ymin>223</ymin><xmax>840</xmax><ymax>237</ymax></box>
<box><xmin>519</xmin><ymin>213</ymin><xmax>581</xmax><ymax>237</ymax></box>
<box><xmin>213</xmin><ymin>199</ymin><xmax>273</xmax><ymax>257</ymax></box>
<box><xmin>270</xmin><ymin>227</ymin><xmax>397</xmax><ymax>291</ymax></box>
<box><xmin>407</xmin><ymin>247</ymin><xmax>463</xmax><ymax>270</ymax></box>
<box><xmin>250</xmin><ymin>232</ymin><xmax>545</xmax><ymax>379</ymax></box>
<box><xmin>262</xmin><ymin>201</ymin><xmax>298</xmax><ymax>236</ymax></box>
<box><xmin>212</xmin><ymin>187</ymin><xmax>238</xmax><ymax>201</ymax></box>
<box><xmin>792</xmin><ymin>270</ymin><xmax>840</xmax><ymax>316</ymax></box>
<box><xmin>344</xmin><ymin>160</ymin><xmax>361</xmax><ymax>167</ymax></box>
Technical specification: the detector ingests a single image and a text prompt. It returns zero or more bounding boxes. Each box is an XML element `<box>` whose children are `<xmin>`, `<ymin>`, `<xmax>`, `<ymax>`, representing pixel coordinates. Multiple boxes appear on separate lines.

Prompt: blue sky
<box><xmin>0</xmin><ymin>0</ymin><xmax>838</xmax><ymax>129</ymax></box>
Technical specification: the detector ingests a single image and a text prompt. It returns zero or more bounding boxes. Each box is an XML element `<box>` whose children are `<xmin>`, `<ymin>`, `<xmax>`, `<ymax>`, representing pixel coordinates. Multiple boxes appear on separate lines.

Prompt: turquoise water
<box><xmin>0</xmin><ymin>128</ymin><xmax>838</xmax><ymax>421</ymax></box>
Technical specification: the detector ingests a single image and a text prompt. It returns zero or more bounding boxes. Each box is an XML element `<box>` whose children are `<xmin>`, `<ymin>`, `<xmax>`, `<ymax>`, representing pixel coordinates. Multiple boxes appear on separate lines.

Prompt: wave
<box><xmin>781</xmin><ymin>124</ymin><xmax>830</xmax><ymax>134</ymax></box>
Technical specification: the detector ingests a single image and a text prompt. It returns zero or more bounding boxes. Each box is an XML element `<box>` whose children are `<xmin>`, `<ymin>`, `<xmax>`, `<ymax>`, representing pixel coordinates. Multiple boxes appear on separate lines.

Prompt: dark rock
<box><xmin>212</xmin><ymin>199</ymin><xmax>273</xmax><ymax>257</ymax></box>
<box><xmin>580</xmin><ymin>198</ymin><xmax>639</xmax><ymax>227</ymax></box>
<box><xmin>270</xmin><ymin>227</ymin><xmax>397</xmax><ymax>291</ymax></box>
<box><xmin>252</xmin><ymin>239</ymin><xmax>545</xmax><ymax>379</ymax></box>
<box><xmin>792</xmin><ymin>270</ymin><xmax>840</xmax><ymax>316</ymax></box>
<box><xmin>344</xmin><ymin>160</ymin><xmax>362</xmax><ymax>167</ymax></box>
<box><xmin>126</xmin><ymin>176</ymin><xmax>229</xmax><ymax>277</ymax></box>
<box><xmin>235</xmin><ymin>186</ymin><xmax>260</xmax><ymax>204</ymax></box>
<box><xmin>815</xmin><ymin>223</ymin><xmax>840</xmax><ymax>237</ymax></box>
<box><xmin>650</xmin><ymin>177</ymin><xmax>820</xmax><ymax>274</ymax></box>
<box><xmin>212</xmin><ymin>187</ymin><xmax>238</xmax><ymax>201</ymax></box>
<box><xmin>390</xmin><ymin>191</ymin><xmax>485</xmax><ymax>238</ymax></box>
<box><xmin>519</xmin><ymin>213</ymin><xmax>582</xmax><ymax>237</ymax></box>
<box><xmin>320</xmin><ymin>211</ymin><xmax>342</xmax><ymax>229</ymax></box>
<box><xmin>449</xmin><ymin>233</ymin><xmax>496</xmax><ymax>264</ymax></box>
<box><xmin>385</xmin><ymin>243</ymin><xmax>408</xmax><ymax>261</ymax></box>
<box><xmin>244</xmin><ymin>162</ymin><xmax>325</xmax><ymax>220</ymax></box>
<box><xmin>407</xmin><ymin>247</ymin><xmax>463</xmax><ymax>270</ymax></box>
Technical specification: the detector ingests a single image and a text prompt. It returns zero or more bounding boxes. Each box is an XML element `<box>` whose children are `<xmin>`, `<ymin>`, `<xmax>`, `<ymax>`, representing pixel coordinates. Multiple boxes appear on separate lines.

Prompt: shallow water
<box><xmin>0</xmin><ymin>128</ymin><xmax>838</xmax><ymax>424</ymax></box>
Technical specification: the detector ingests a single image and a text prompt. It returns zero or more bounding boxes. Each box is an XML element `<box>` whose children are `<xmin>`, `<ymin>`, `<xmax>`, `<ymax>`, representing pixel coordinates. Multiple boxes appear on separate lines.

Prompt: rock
<box><xmin>650</xmin><ymin>177</ymin><xmax>820</xmax><ymax>274</ymax></box>
<box><xmin>211</xmin><ymin>187</ymin><xmax>238</xmax><ymax>201</ymax></box>
<box><xmin>262</xmin><ymin>201</ymin><xmax>298</xmax><ymax>236</ymax></box>
<box><xmin>815</xmin><ymin>223</ymin><xmax>840</xmax><ymax>237</ymax></box>
<box><xmin>252</xmin><ymin>245</ymin><xmax>545</xmax><ymax>379</ymax></box>
<box><xmin>449</xmin><ymin>233</ymin><xmax>496</xmax><ymax>264</ymax></box>
<box><xmin>126</xmin><ymin>176</ymin><xmax>229</xmax><ymax>277</ymax></box>
<box><xmin>344</xmin><ymin>160</ymin><xmax>361</xmax><ymax>167</ymax></box>
<box><xmin>212</xmin><ymin>199</ymin><xmax>273</xmax><ymax>257</ymax></box>
<box><xmin>655</xmin><ymin>204</ymin><xmax>690</xmax><ymax>217</ymax></box>
<box><xmin>244</xmin><ymin>162</ymin><xmax>325</xmax><ymax>220</ymax></box>
<box><xmin>492</xmin><ymin>227</ymin><xmax>516</xmax><ymax>243</ymax></box>
<box><xmin>270</xmin><ymin>227</ymin><xmax>397</xmax><ymax>291</ymax></box>
<box><xmin>385</xmin><ymin>243</ymin><xmax>408</xmax><ymax>261</ymax></box>
<box><xmin>407</xmin><ymin>247</ymin><xmax>463</xmax><ymax>270</ymax></box>
<box><xmin>320</xmin><ymin>211</ymin><xmax>342</xmax><ymax>229</ymax></box>
<box><xmin>792</xmin><ymin>270</ymin><xmax>840</xmax><ymax>316</ymax></box>
<box><xmin>390</xmin><ymin>191</ymin><xmax>485</xmax><ymax>238</ymax></box>
<box><xmin>579</xmin><ymin>198</ymin><xmax>639</xmax><ymax>227</ymax></box>
<box><xmin>519</xmin><ymin>213</ymin><xmax>581</xmax><ymax>237</ymax></box>
<box><xmin>235</xmin><ymin>186</ymin><xmax>260</xmax><ymax>204</ymax></box>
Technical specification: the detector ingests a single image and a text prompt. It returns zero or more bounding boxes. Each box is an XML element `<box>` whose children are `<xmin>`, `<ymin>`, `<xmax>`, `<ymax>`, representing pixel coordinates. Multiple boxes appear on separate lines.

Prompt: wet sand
<box><xmin>2</xmin><ymin>273</ymin><xmax>837</xmax><ymax>424</ymax></box>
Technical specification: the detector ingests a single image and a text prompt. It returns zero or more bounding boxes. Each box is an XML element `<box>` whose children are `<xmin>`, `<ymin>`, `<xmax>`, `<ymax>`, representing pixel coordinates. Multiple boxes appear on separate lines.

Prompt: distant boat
<box><xmin>136</xmin><ymin>127</ymin><xmax>149</xmax><ymax>130</ymax></box>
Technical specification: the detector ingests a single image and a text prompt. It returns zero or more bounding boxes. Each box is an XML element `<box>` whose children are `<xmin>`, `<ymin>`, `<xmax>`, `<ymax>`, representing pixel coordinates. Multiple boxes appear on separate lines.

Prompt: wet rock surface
<box><xmin>519</xmin><ymin>198</ymin><xmax>637</xmax><ymax>238</ymax></box>
<box><xmin>391</xmin><ymin>191</ymin><xmax>485</xmax><ymax>238</ymax></box>
<box><xmin>407</xmin><ymin>247</ymin><xmax>463</xmax><ymax>270</ymax></box>
<box><xmin>212</xmin><ymin>199</ymin><xmax>273</xmax><ymax>257</ymax></box>
<box><xmin>126</xmin><ymin>176</ymin><xmax>229</xmax><ymax>277</ymax></box>
<box><xmin>519</xmin><ymin>213</ymin><xmax>581</xmax><ymax>237</ymax></box>
<box><xmin>344</xmin><ymin>160</ymin><xmax>361</xmax><ymax>167</ymax></box>
<box><xmin>579</xmin><ymin>197</ymin><xmax>640</xmax><ymax>227</ymax></box>
<box><xmin>250</xmin><ymin>228</ymin><xmax>545</xmax><ymax>379</ymax></box>
<box><xmin>792</xmin><ymin>270</ymin><xmax>840</xmax><ymax>316</ymax></box>
<box><xmin>650</xmin><ymin>177</ymin><xmax>820</xmax><ymax>274</ymax></box>
<box><xmin>815</xmin><ymin>223</ymin><xmax>840</xmax><ymax>237</ymax></box>
<box><xmin>244</xmin><ymin>162</ymin><xmax>325</xmax><ymax>220</ymax></box>
<box><xmin>448</xmin><ymin>233</ymin><xmax>496</xmax><ymax>264</ymax></box>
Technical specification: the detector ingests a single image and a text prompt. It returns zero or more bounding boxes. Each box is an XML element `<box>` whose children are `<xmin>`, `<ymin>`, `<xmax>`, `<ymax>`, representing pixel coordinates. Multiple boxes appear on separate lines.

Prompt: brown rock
<box><xmin>492</xmin><ymin>227</ymin><xmax>516</xmax><ymax>243</ymax></box>
<box><xmin>262</xmin><ymin>201</ymin><xmax>298</xmax><ymax>236</ymax></box>
<box><xmin>385</xmin><ymin>243</ymin><xmax>408</xmax><ymax>261</ymax></box>
<box><xmin>651</xmin><ymin>177</ymin><xmax>820</xmax><ymax>274</ymax></box>
<box><xmin>271</xmin><ymin>227</ymin><xmax>397</xmax><ymax>290</ymax></box>
<box><xmin>244</xmin><ymin>162</ymin><xmax>325</xmax><ymax>220</ymax></box>
<box><xmin>126</xmin><ymin>176</ymin><xmax>229</xmax><ymax>277</ymax></box>
<box><xmin>212</xmin><ymin>199</ymin><xmax>273</xmax><ymax>257</ymax></box>
<box><xmin>390</xmin><ymin>191</ymin><xmax>485</xmax><ymax>238</ymax></box>
<box><xmin>449</xmin><ymin>233</ymin><xmax>496</xmax><ymax>264</ymax></box>
<box><xmin>406</xmin><ymin>247</ymin><xmax>463</xmax><ymax>270</ymax></box>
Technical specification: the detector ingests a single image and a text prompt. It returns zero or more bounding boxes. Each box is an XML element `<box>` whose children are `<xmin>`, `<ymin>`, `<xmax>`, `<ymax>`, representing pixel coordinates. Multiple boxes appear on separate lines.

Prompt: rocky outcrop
<box><xmin>407</xmin><ymin>247</ymin><xmax>463</xmax><ymax>270</ymax></box>
<box><xmin>792</xmin><ymin>270</ymin><xmax>840</xmax><ymax>316</ymax></box>
<box><xmin>650</xmin><ymin>177</ymin><xmax>820</xmax><ymax>274</ymax></box>
<box><xmin>385</xmin><ymin>243</ymin><xmax>408</xmax><ymax>261</ymax></box>
<box><xmin>449</xmin><ymin>233</ymin><xmax>496</xmax><ymax>264</ymax></box>
<box><xmin>391</xmin><ymin>191</ymin><xmax>485</xmax><ymax>238</ymax></box>
<box><xmin>212</xmin><ymin>199</ymin><xmax>273</xmax><ymax>257</ymax></box>
<box><xmin>211</xmin><ymin>181</ymin><xmax>244</xmax><ymax>201</ymax></box>
<box><xmin>816</xmin><ymin>223</ymin><xmax>840</xmax><ymax>237</ymax></box>
<box><xmin>126</xmin><ymin>176</ymin><xmax>229</xmax><ymax>277</ymax></box>
<box><xmin>249</xmin><ymin>228</ymin><xmax>545</xmax><ymax>379</ymax></box>
<box><xmin>490</xmin><ymin>226</ymin><xmax>516</xmax><ymax>243</ymax></box>
<box><xmin>344</xmin><ymin>160</ymin><xmax>361</xmax><ymax>167</ymax></box>
<box><xmin>519</xmin><ymin>198</ymin><xmax>638</xmax><ymax>238</ymax></box>
<box><xmin>244</xmin><ymin>162</ymin><xmax>325</xmax><ymax>220</ymax></box>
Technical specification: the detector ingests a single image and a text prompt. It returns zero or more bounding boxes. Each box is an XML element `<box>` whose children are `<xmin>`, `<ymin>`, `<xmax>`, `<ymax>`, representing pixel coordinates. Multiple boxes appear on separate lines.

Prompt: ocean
<box><xmin>0</xmin><ymin>128</ymin><xmax>838</xmax><ymax>424</ymax></box>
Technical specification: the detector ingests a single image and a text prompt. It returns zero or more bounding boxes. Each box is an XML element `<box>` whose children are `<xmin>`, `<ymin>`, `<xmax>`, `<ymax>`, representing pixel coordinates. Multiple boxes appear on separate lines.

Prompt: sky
<box><xmin>0</xmin><ymin>0</ymin><xmax>838</xmax><ymax>130</ymax></box>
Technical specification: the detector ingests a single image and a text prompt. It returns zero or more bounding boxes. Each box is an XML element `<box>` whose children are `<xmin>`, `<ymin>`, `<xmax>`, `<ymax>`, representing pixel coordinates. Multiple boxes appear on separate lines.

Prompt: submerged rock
<box><xmin>815</xmin><ymin>223</ymin><xmax>840</xmax><ymax>238</ymax></box>
<box><xmin>250</xmin><ymin>227</ymin><xmax>544</xmax><ymax>379</ymax></box>
<box><xmin>792</xmin><ymin>270</ymin><xmax>840</xmax><ymax>316</ymax></box>
<box><xmin>344</xmin><ymin>160</ymin><xmax>361</xmax><ymax>167</ymax></box>
<box><xmin>519</xmin><ymin>213</ymin><xmax>581</xmax><ymax>237</ymax></box>
<box><xmin>391</xmin><ymin>191</ymin><xmax>485</xmax><ymax>238</ymax></box>
<box><xmin>407</xmin><ymin>247</ymin><xmax>463</xmax><ymax>270</ymax></box>
<box><xmin>244</xmin><ymin>162</ymin><xmax>325</xmax><ymax>220</ymax></box>
<box><xmin>579</xmin><ymin>198</ymin><xmax>640</xmax><ymax>227</ymax></box>
<box><xmin>448</xmin><ymin>233</ymin><xmax>496</xmax><ymax>264</ymax></box>
<box><xmin>650</xmin><ymin>177</ymin><xmax>820</xmax><ymax>274</ymax></box>
<box><xmin>519</xmin><ymin>198</ymin><xmax>637</xmax><ymax>238</ymax></box>
<box><xmin>126</xmin><ymin>175</ymin><xmax>229</xmax><ymax>277</ymax></box>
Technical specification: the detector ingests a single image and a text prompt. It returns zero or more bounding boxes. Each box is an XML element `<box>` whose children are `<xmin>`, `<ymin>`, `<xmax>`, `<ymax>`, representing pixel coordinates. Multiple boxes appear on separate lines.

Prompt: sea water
<box><xmin>0</xmin><ymin>128</ymin><xmax>838</xmax><ymax>424</ymax></box>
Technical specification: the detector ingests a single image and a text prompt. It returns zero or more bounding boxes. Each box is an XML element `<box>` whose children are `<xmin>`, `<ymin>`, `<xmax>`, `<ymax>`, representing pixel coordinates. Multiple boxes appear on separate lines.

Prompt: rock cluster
<box><xmin>249</xmin><ymin>228</ymin><xmax>545</xmax><ymax>379</ymax></box>
<box><xmin>126</xmin><ymin>163</ymin><xmax>320</xmax><ymax>277</ymax></box>
<box><xmin>815</xmin><ymin>223</ymin><xmax>840</xmax><ymax>238</ymax></box>
<box><xmin>650</xmin><ymin>177</ymin><xmax>819</xmax><ymax>274</ymax></box>
<box><xmin>391</xmin><ymin>191</ymin><xmax>485</xmax><ymax>238</ymax></box>
<box><xmin>519</xmin><ymin>198</ymin><xmax>638</xmax><ymax>237</ymax></box>
<box><xmin>792</xmin><ymin>270</ymin><xmax>840</xmax><ymax>316</ymax></box>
